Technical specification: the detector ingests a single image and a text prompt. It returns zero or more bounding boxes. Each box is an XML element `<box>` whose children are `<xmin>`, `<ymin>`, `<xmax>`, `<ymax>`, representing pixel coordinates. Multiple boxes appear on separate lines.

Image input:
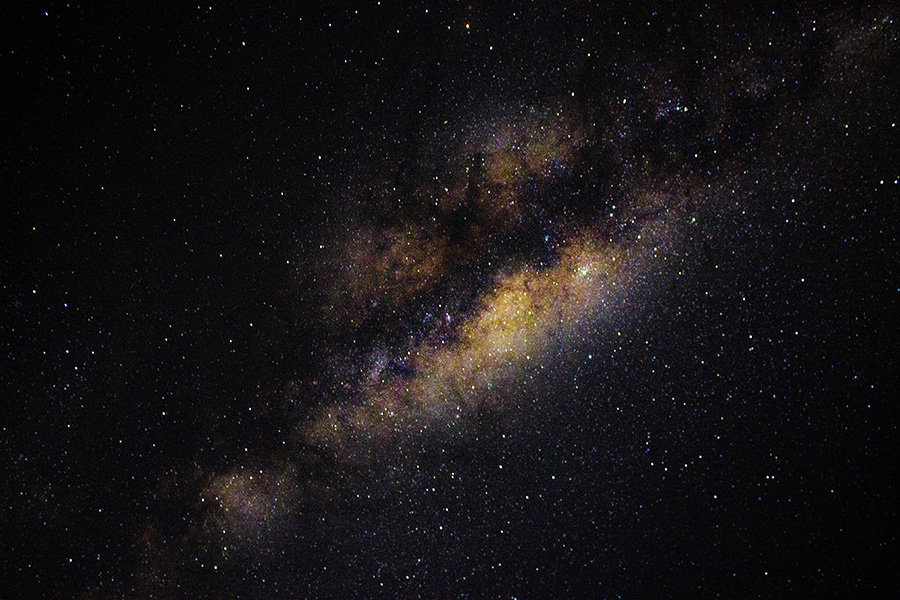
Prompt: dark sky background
<box><xmin>2</xmin><ymin>2</ymin><xmax>898</xmax><ymax>599</ymax></box>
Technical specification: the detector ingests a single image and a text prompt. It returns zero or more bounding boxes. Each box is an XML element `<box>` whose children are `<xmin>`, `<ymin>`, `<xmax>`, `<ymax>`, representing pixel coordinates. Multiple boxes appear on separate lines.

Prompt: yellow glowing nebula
<box><xmin>301</xmin><ymin>211</ymin><xmax>679</xmax><ymax>462</ymax></box>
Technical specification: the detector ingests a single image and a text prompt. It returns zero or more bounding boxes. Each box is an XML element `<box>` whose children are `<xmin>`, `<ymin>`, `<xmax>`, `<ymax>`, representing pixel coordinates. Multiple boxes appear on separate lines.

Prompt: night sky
<box><xmin>2</xmin><ymin>2</ymin><xmax>898</xmax><ymax>598</ymax></box>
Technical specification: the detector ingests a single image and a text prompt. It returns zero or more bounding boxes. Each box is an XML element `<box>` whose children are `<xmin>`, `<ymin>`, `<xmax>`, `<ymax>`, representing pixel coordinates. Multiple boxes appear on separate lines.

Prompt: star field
<box><xmin>2</xmin><ymin>2</ymin><xmax>898</xmax><ymax>598</ymax></box>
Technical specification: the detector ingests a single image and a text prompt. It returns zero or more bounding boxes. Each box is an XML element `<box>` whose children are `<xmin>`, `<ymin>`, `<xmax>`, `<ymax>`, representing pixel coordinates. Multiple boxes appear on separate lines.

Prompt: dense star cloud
<box><xmin>2</xmin><ymin>3</ymin><xmax>898</xmax><ymax>599</ymax></box>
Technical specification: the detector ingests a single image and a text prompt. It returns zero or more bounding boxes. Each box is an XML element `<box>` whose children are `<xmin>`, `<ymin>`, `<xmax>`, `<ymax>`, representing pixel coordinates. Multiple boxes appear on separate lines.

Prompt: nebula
<box><xmin>144</xmin><ymin>87</ymin><xmax>712</xmax><ymax>596</ymax></box>
<box><xmin>300</xmin><ymin>203</ymin><xmax>685</xmax><ymax>462</ymax></box>
<box><xmin>286</xmin><ymin>90</ymin><xmax>706</xmax><ymax>465</ymax></box>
